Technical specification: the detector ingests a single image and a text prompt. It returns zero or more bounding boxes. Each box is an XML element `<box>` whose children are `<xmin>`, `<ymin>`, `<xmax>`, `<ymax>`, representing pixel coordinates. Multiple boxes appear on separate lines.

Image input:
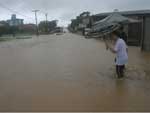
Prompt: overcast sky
<box><xmin>0</xmin><ymin>0</ymin><xmax>150</xmax><ymax>26</ymax></box>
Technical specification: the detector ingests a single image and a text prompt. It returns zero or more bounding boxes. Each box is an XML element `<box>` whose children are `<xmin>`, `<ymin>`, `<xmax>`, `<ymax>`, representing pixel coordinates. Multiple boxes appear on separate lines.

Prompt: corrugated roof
<box><xmin>95</xmin><ymin>9</ymin><xmax>150</xmax><ymax>17</ymax></box>
<box><xmin>94</xmin><ymin>12</ymin><xmax>140</xmax><ymax>25</ymax></box>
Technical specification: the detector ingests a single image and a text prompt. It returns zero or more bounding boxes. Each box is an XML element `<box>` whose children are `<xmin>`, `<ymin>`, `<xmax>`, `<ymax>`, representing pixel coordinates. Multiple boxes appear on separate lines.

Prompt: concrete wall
<box><xmin>143</xmin><ymin>17</ymin><xmax>150</xmax><ymax>51</ymax></box>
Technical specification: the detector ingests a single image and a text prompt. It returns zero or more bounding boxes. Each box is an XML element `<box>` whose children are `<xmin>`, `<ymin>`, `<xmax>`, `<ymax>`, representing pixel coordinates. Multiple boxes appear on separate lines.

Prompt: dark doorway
<box><xmin>128</xmin><ymin>23</ymin><xmax>142</xmax><ymax>46</ymax></box>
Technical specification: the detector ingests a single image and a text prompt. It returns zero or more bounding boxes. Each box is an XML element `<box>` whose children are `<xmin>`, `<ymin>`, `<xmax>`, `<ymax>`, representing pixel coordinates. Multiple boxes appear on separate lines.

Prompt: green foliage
<box><xmin>38</xmin><ymin>20</ymin><xmax>58</xmax><ymax>33</ymax></box>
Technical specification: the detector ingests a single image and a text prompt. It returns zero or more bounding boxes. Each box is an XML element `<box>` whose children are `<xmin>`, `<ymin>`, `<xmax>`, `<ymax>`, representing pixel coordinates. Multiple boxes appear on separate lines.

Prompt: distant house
<box><xmin>70</xmin><ymin>12</ymin><xmax>91</xmax><ymax>33</ymax></box>
<box><xmin>7</xmin><ymin>14</ymin><xmax>24</xmax><ymax>26</ymax></box>
<box><xmin>22</xmin><ymin>24</ymin><xmax>36</xmax><ymax>33</ymax></box>
<box><xmin>0</xmin><ymin>21</ymin><xmax>6</xmax><ymax>27</ymax></box>
<box><xmin>78</xmin><ymin>12</ymin><xmax>91</xmax><ymax>30</ymax></box>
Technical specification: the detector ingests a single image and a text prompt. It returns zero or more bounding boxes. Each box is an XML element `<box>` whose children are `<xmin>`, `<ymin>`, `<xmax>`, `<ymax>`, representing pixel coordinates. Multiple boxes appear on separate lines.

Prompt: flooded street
<box><xmin>0</xmin><ymin>33</ymin><xmax>150</xmax><ymax>112</ymax></box>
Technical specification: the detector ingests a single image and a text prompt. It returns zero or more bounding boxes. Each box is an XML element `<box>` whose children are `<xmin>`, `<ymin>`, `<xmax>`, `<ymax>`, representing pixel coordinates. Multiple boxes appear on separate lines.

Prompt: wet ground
<box><xmin>0</xmin><ymin>33</ymin><xmax>150</xmax><ymax>112</ymax></box>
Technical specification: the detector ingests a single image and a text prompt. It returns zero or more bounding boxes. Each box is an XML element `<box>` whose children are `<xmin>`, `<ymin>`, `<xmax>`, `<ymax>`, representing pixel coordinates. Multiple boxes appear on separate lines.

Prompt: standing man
<box><xmin>105</xmin><ymin>31</ymin><xmax>128</xmax><ymax>79</ymax></box>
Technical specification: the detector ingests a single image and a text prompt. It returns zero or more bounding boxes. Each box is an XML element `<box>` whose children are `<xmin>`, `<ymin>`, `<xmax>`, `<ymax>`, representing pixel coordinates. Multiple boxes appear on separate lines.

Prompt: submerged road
<box><xmin>0</xmin><ymin>33</ymin><xmax>150</xmax><ymax>111</ymax></box>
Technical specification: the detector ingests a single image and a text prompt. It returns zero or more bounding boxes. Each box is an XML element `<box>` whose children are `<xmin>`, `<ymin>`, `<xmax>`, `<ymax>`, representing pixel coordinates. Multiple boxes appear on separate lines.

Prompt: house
<box><xmin>78</xmin><ymin>12</ymin><xmax>91</xmax><ymax>29</ymax></box>
<box><xmin>22</xmin><ymin>24</ymin><xmax>36</xmax><ymax>33</ymax></box>
<box><xmin>7</xmin><ymin>14</ymin><xmax>24</xmax><ymax>26</ymax></box>
<box><xmin>70</xmin><ymin>12</ymin><xmax>92</xmax><ymax>34</ymax></box>
<box><xmin>92</xmin><ymin>10</ymin><xmax>150</xmax><ymax>51</ymax></box>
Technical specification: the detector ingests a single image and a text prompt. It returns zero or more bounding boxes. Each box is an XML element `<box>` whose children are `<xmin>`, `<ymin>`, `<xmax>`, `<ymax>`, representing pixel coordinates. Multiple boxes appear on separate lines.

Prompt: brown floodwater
<box><xmin>0</xmin><ymin>33</ymin><xmax>150</xmax><ymax>112</ymax></box>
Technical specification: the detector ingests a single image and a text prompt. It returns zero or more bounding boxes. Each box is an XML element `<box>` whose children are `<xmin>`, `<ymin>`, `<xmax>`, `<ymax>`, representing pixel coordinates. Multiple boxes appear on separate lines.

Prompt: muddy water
<box><xmin>0</xmin><ymin>33</ymin><xmax>150</xmax><ymax>111</ymax></box>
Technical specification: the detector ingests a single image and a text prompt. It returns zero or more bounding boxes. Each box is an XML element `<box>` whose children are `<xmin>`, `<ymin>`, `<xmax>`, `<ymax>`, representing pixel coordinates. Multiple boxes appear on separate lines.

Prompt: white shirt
<box><xmin>114</xmin><ymin>38</ymin><xmax>128</xmax><ymax>65</ymax></box>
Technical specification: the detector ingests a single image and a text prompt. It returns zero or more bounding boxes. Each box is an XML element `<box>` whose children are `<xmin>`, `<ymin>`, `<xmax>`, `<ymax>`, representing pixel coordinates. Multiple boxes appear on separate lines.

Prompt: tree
<box><xmin>39</xmin><ymin>20</ymin><xmax>58</xmax><ymax>34</ymax></box>
<box><xmin>80</xmin><ymin>11</ymin><xmax>90</xmax><ymax>17</ymax></box>
<box><xmin>0</xmin><ymin>21</ymin><xmax>10</xmax><ymax>36</ymax></box>
<box><xmin>9</xmin><ymin>26</ymin><xmax>19</xmax><ymax>37</ymax></box>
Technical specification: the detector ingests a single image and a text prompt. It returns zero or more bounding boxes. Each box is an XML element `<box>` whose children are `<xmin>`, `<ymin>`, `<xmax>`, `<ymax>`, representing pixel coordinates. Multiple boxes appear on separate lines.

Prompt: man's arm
<box><xmin>108</xmin><ymin>44</ymin><xmax>117</xmax><ymax>53</ymax></box>
<box><xmin>105</xmin><ymin>40</ymin><xmax>117</xmax><ymax>53</ymax></box>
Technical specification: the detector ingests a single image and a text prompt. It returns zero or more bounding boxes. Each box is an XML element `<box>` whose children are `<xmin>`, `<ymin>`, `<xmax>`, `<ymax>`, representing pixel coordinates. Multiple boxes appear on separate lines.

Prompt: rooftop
<box><xmin>94</xmin><ymin>9</ymin><xmax>150</xmax><ymax>17</ymax></box>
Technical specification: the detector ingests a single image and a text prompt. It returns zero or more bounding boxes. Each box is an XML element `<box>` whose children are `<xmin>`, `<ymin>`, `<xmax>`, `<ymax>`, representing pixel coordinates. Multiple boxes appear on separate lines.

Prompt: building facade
<box><xmin>70</xmin><ymin>10</ymin><xmax>150</xmax><ymax>51</ymax></box>
<box><xmin>92</xmin><ymin>10</ymin><xmax>150</xmax><ymax>50</ymax></box>
<box><xmin>92</xmin><ymin>10</ymin><xmax>150</xmax><ymax>51</ymax></box>
<box><xmin>7</xmin><ymin>14</ymin><xmax>24</xmax><ymax>26</ymax></box>
<box><xmin>70</xmin><ymin>12</ymin><xmax>92</xmax><ymax>34</ymax></box>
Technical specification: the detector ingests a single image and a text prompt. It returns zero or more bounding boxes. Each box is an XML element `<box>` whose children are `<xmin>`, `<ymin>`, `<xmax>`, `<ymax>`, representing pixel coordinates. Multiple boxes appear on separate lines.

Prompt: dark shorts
<box><xmin>116</xmin><ymin>65</ymin><xmax>125</xmax><ymax>78</ymax></box>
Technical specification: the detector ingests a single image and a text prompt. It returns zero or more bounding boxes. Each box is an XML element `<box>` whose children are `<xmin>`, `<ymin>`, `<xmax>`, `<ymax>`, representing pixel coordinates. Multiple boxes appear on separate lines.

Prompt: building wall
<box><xmin>143</xmin><ymin>16</ymin><xmax>150</xmax><ymax>51</ymax></box>
<box><xmin>128</xmin><ymin>22</ymin><xmax>142</xmax><ymax>46</ymax></box>
<box><xmin>7</xmin><ymin>15</ymin><xmax>24</xmax><ymax>26</ymax></box>
<box><xmin>7</xmin><ymin>19</ymin><xmax>23</xmax><ymax>26</ymax></box>
<box><xmin>91</xmin><ymin>10</ymin><xmax>150</xmax><ymax>51</ymax></box>
<box><xmin>92</xmin><ymin>14</ymin><xmax>143</xmax><ymax>46</ymax></box>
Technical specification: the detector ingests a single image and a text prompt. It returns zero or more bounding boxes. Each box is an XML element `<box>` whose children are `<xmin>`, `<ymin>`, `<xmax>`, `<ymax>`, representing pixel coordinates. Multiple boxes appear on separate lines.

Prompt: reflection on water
<box><xmin>0</xmin><ymin>33</ymin><xmax>149</xmax><ymax>111</ymax></box>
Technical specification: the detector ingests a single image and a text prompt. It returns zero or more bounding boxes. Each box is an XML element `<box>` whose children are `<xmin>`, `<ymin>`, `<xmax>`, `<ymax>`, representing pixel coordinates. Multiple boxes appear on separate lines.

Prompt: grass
<box><xmin>15</xmin><ymin>36</ymin><xmax>32</xmax><ymax>39</ymax></box>
<box><xmin>0</xmin><ymin>34</ymin><xmax>32</xmax><ymax>42</ymax></box>
<box><xmin>0</xmin><ymin>37</ymin><xmax>14</xmax><ymax>42</ymax></box>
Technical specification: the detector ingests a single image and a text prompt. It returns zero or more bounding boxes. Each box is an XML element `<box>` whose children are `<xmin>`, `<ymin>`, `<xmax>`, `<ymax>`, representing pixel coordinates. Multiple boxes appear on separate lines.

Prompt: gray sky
<box><xmin>0</xmin><ymin>0</ymin><xmax>150</xmax><ymax>26</ymax></box>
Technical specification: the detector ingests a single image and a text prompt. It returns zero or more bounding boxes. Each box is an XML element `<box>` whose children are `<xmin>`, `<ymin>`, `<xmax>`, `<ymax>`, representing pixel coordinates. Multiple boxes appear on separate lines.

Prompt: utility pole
<box><xmin>45</xmin><ymin>13</ymin><xmax>48</xmax><ymax>22</ymax></box>
<box><xmin>32</xmin><ymin>10</ymin><xmax>39</xmax><ymax>36</ymax></box>
<box><xmin>45</xmin><ymin>13</ymin><xmax>48</xmax><ymax>33</ymax></box>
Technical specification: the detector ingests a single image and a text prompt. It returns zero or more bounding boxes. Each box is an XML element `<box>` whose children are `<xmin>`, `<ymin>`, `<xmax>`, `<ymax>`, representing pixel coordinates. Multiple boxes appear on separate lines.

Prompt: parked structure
<box><xmin>7</xmin><ymin>14</ymin><xmax>24</xmax><ymax>26</ymax></box>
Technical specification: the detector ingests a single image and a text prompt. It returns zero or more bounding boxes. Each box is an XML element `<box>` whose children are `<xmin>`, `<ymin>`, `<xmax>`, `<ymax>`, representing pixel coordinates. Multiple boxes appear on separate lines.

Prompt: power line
<box><xmin>0</xmin><ymin>2</ymin><xmax>34</xmax><ymax>20</ymax></box>
<box><xmin>0</xmin><ymin>2</ymin><xmax>52</xmax><ymax>25</ymax></box>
